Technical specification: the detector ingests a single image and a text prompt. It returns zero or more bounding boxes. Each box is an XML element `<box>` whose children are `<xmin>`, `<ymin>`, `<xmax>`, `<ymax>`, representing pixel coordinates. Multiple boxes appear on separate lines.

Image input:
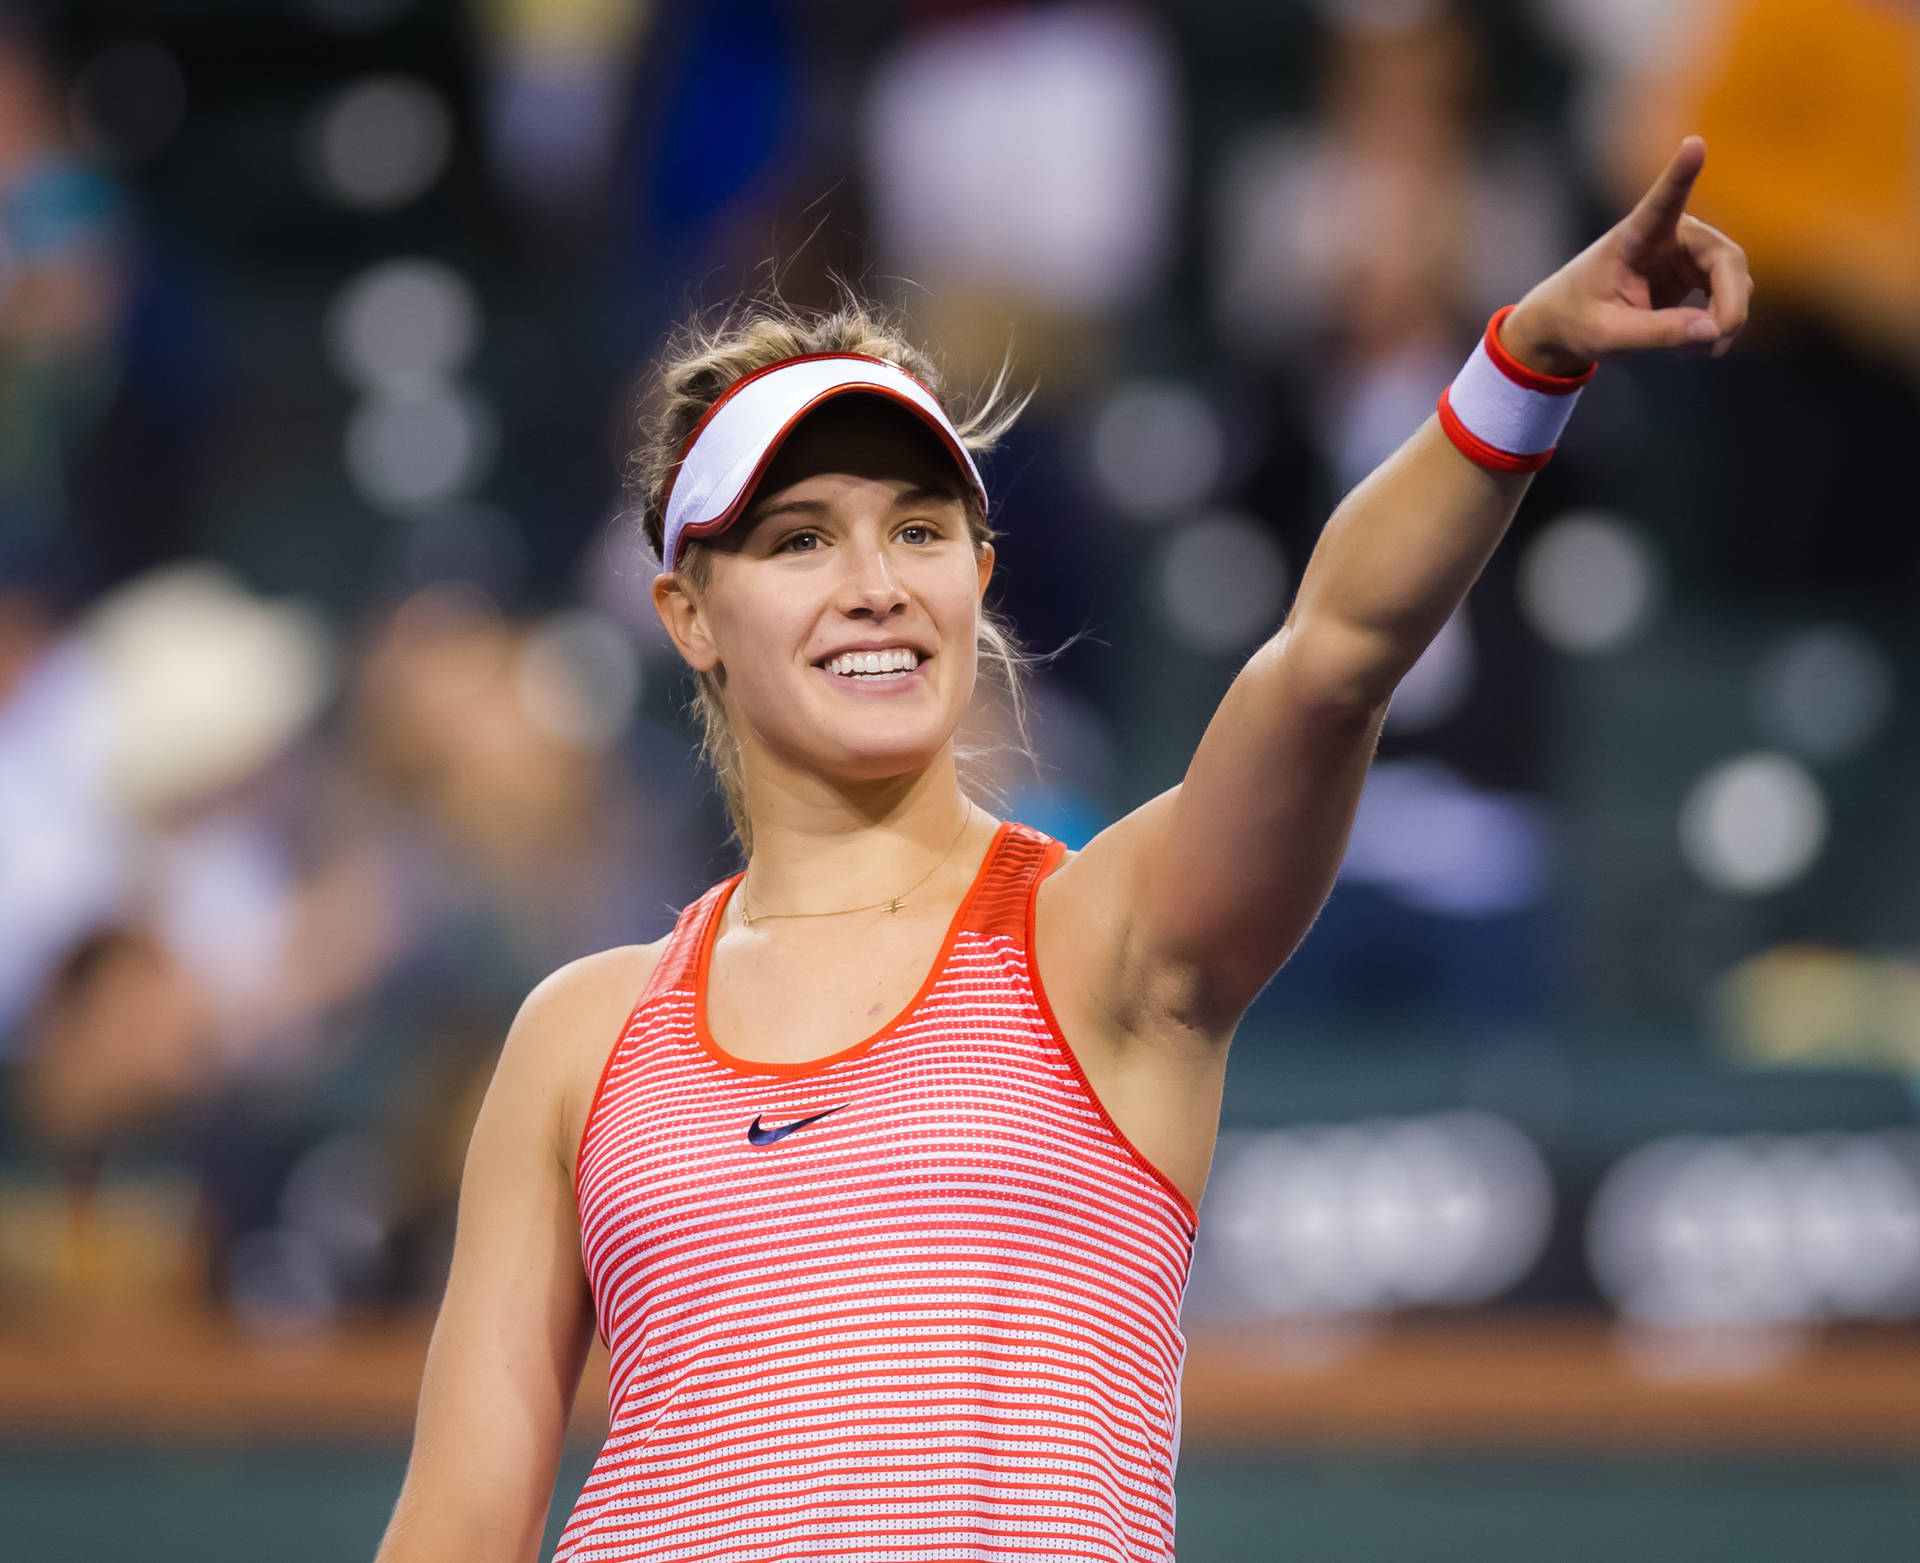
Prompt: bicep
<box><xmin>377</xmin><ymin>996</ymin><xmax>596</xmax><ymax>1563</ymax></box>
<box><xmin>1052</xmin><ymin>422</ymin><xmax>1528</xmax><ymax>1037</ymax></box>
<box><xmin>1054</xmin><ymin>629</ymin><xmax>1389</xmax><ymax>1037</ymax></box>
<box><xmin>1160</xmin><ymin>635</ymin><xmax>1388</xmax><ymax>1001</ymax></box>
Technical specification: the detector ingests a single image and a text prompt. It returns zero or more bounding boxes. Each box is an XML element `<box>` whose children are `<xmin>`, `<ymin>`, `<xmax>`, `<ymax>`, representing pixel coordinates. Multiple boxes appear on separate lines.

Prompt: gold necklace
<box><xmin>738</xmin><ymin>800</ymin><xmax>976</xmax><ymax>928</ymax></box>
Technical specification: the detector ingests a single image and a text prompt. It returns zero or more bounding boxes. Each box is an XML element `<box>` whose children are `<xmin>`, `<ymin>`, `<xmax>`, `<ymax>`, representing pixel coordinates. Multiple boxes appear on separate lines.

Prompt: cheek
<box><xmin>936</xmin><ymin>593</ymin><xmax>985</xmax><ymax>672</ymax></box>
<box><xmin>706</xmin><ymin>585</ymin><xmax>805</xmax><ymax>679</ymax></box>
<box><xmin>922</xmin><ymin>558</ymin><xmax>985</xmax><ymax>639</ymax></box>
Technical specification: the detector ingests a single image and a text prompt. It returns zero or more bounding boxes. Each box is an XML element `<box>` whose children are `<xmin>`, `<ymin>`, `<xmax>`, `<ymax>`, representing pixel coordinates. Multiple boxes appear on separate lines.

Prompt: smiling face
<box><xmin>652</xmin><ymin>395</ymin><xmax>995</xmax><ymax>788</ymax></box>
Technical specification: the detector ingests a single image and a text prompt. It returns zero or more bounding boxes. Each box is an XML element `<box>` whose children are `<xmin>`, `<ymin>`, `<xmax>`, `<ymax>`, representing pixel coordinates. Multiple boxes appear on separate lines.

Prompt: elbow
<box><xmin>1256</xmin><ymin>621</ymin><xmax>1398</xmax><ymax>725</ymax></box>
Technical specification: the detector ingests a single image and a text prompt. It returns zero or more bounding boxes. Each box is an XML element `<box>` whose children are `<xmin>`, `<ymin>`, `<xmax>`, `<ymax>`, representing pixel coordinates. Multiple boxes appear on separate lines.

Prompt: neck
<box><xmin>734</xmin><ymin>747</ymin><xmax>985</xmax><ymax>919</ymax></box>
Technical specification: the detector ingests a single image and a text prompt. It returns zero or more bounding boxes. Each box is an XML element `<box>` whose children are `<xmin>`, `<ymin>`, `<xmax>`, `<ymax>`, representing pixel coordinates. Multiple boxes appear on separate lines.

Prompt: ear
<box><xmin>651</xmin><ymin>570</ymin><xmax>721</xmax><ymax>673</ymax></box>
<box><xmin>975</xmin><ymin>541</ymin><xmax>995</xmax><ymax>601</ymax></box>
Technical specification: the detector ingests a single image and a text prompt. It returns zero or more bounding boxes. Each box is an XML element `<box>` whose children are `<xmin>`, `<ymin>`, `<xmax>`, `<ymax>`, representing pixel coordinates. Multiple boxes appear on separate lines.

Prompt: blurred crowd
<box><xmin>0</xmin><ymin>0</ymin><xmax>1915</xmax><ymax>1334</ymax></box>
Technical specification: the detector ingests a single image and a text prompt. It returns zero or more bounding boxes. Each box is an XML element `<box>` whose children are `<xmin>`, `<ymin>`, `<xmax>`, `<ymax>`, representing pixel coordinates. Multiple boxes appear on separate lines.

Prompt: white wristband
<box><xmin>1437</xmin><ymin>305</ymin><xmax>1595</xmax><ymax>473</ymax></box>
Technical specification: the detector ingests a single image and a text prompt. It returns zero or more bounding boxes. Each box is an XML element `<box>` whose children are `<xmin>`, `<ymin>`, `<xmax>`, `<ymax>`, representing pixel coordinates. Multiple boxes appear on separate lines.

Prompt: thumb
<box><xmin>1603</xmin><ymin>302</ymin><xmax>1720</xmax><ymax>353</ymax></box>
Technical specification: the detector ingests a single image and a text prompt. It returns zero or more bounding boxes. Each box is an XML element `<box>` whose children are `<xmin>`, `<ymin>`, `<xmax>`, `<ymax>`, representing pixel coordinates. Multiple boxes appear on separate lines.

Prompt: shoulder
<box><xmin>520</xmin><ymin>940</ymin><xmax>670</xmax><ymax>1038</ymax></box>
<box><xmin>493</xmin><ymin>939</ymin><xmax>673</xmax><ymax>1172</ymax></box>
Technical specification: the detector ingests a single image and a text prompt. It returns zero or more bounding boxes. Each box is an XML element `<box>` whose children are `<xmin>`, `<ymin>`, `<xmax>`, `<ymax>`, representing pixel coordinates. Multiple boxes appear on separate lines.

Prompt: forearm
<box><xmin>1281</xmin><ymin>413</ymin><xmax>1531</xmax><ymax>710</ymax></box>
<box><xmin>374</xmin><ymin>970</ymin><xmax>607</xmax><ymax>1563</ymax></box>
<box><xmin>1109</xmin><ymin>136</ymin><xmax>1748</xmax><ymax>1023</ymax></box>
<box><xmin>375</xmin><ymin>1304</ymin><xmax>585</xmax><ymax>1563</ymax></box>
<box><xmin>1275</xmin><ymin>132</ymin><xmax>1752</xmax><ymax>715</ymax></box>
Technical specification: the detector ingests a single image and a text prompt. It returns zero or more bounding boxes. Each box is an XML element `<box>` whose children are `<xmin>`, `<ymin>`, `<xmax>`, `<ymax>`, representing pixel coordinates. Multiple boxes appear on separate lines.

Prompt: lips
<box><xmin>813</xmin><ymin>658</ymin><xmax>928</xmax><ymax>694</ymax></box>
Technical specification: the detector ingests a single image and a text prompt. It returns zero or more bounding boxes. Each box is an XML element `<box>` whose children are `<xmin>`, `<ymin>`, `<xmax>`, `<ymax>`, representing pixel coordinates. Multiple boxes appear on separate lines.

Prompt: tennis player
<box><xmin>375</xmin><ymin>136</ymin><xmax>1748</xmax><ymax>1561</ymax></box>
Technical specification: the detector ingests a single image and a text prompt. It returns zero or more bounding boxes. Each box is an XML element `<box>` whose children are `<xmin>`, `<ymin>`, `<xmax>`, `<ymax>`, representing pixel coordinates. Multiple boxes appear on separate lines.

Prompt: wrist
<box><xmin>1497</xmin><ymin>304</ymin><xmax>1597</xmax><ymax>380</ymax></box>
<box><xmin>1435</xmin><ymin>306</ymin><xmax>1595</xmax><ymax>474</ymax></box>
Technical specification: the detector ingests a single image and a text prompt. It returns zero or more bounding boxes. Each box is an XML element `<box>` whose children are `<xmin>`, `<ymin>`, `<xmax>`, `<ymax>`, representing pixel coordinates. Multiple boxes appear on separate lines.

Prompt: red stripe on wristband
<box><xmin>1484</xmin><ymin>304</ymin><xmax>1596</xmax><ymax>393</ymax></box>
<box><xmin>1436</xmin><ymin>387</ymin><xmax>1556</xmax><ymax>474</ymax></box>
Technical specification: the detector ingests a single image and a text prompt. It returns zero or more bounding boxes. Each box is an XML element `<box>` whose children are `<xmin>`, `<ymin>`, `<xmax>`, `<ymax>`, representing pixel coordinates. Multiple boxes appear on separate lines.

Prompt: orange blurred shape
<box><xmin>1663</xmin><ymin>0</ymin><xmax>1920</xmax><ymax>352</ymax></box>
<box><xmin>0</xmin><ymin>1178</ymin><xmax>203</xmax><ymax>1324</ymax></box>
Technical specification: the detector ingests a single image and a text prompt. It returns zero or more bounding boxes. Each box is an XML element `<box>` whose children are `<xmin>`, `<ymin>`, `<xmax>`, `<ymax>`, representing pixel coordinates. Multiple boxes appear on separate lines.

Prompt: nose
<box><xmin>838</xmin><ymin>536</ymin><xmax>909</xmax><ymax>619</ymax></box>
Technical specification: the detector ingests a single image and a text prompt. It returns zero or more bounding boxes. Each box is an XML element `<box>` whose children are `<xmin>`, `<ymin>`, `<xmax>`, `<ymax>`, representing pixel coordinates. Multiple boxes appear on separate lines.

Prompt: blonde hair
<box><xmin>629</xmin><ymin>291</ymin><xmax>1036</xmax><ymax>859</ymax></box>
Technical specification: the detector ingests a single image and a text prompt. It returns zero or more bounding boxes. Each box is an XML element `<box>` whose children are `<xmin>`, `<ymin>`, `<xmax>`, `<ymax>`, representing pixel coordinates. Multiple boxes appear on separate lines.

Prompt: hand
<box><xmin>1500</xmin><ymin>136</ymin><xmax>1753</xmax><ymax>377</ymax></box>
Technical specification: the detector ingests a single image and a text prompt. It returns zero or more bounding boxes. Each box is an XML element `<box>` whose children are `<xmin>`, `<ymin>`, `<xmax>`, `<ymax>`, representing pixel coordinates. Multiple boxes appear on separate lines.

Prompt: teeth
<box><xmin>827</xmin><ymin>648</ymin><xmax>920</xmax><ymax>677</ymax></box>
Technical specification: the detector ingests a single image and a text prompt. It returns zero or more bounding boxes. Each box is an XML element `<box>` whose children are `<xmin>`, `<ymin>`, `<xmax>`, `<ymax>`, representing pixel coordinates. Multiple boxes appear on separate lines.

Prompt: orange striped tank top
<box><xmin>560</xmin><ymin>820</ymin><xmax>1198</xmax><ymax>1561</ymax></box>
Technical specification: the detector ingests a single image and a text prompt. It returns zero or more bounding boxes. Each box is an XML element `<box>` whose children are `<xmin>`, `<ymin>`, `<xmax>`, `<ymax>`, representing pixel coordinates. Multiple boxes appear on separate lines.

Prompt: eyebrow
<box><xmin>747</xmin><ymin>486</ymin><xmax>965</xmax><ymax>527</ymax></box>
<box><xmin>892</xmin><ymin>485</ymin><xmax>966</xmax><ymax>511</ymax></box>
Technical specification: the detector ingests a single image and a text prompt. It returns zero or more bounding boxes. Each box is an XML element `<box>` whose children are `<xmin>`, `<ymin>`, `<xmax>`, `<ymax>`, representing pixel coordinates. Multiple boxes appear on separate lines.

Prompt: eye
<box><xmin>776</xmin><ymin>530</ymin><xmax>822</xmax><ymax>553</ymax></box>
<box><xmin>898</xmin><ymin>523</ymin><xmax>940</xmax><ymax>545</ymax></box>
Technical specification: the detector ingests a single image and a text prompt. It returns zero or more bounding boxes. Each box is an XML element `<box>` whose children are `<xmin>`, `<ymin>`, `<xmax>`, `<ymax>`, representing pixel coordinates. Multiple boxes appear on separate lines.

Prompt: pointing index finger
<box><xmin>1624</xmin><ymin>135</ymin><xmax>1707</xmax><ymax>253</ymax></box>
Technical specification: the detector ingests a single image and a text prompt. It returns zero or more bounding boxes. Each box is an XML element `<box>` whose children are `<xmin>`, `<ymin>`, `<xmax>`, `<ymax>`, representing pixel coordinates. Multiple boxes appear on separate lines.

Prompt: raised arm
<box><xmin>1055</xmin><ymin>136</ymin><xmax>1751</xmax><ymax>1038</ymax></box>
<box><xmin>374</xmin><ymin>947</ymin><xmax>658</xmax><ymax>1563</ymax></box>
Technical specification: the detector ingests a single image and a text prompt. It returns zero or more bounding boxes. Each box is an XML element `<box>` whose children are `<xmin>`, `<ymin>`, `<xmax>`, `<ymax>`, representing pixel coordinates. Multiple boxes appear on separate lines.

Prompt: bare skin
<box><xmin>377</xmin><ymin>137</ymin><xmax>1750</xmax><ymax>1561</ymax></box>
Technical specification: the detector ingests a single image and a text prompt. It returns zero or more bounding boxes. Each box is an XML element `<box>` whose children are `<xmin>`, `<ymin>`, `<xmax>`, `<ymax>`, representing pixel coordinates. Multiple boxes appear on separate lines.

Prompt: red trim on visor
<box><xmin>1436</xmin><ymin>386</ymin><xmax>1556</xmax><ymax>473</ymax></box>
<box><xmin>658</xmin><ymin>351</ymin><xmax>981</xmax><ymax>566</ymax></box>
<box><xmin>1484</xmin><ymin>305</ymin><xmax>1596</xmax><ymax>394</ymax></box>
<box><xmin>669</xmin><ymin>380</ymin><xmax>985</xmax><ymax>568</ymax></box>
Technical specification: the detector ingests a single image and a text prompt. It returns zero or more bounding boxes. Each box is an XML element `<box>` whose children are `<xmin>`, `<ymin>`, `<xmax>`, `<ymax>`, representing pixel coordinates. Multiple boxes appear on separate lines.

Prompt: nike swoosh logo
<box><xmin>746</xmin><ymin>1104</ymin><xmax>848</xmax><ymax>1146</ymax></box>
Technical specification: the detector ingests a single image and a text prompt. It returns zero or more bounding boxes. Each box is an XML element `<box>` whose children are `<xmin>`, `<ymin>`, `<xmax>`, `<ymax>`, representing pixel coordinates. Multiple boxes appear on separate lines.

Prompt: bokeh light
<box><xmin>1089</xmin><ymin>378</ymin><xmax>1226</xmax><ymax>522</ymax></box>
<box><xmin>78</xmin><ymin>564</ymin><xmax>334</xmax><ymax>819</ymax></box>
<box><xmin>1589</xmin><ymin>1131</ymin><xmax>1920</xmax><ymax>1327</ymax></box>
<box><xmin>517</xmin><ymin>609</ymin><xmax>641</xmax><ymax>751</ymax></box>
<box><xmin>1751</xmin><ymin>623</ymin><xmax>1894</xmax><ymax>761</ymax></box>
<box><xmin>1677</xmin><ymin>751</ymin><xmax>1828</xmax><ymax>896</ymax></box>
<box><xmin>1339</xmin><ymin>759</ymin><xmax>1549</xmax><ymax>915</ymax></box>
<box><xmin>1517</xmin><ymin>510</ymin><xmax>1662</xmax><ymax>654</ymax></box>
<box><xmin>864</xmin><ymin>4</ymin><xmax>1177</xmax><ymax>310</ymax></box>
<box><xmin>278</xmin><ymin>1132</ymin><xmax>390</xmax><ymax>1298</ymax></box>
<box><xmin>305</xmin><ymin>76</ymin><xmax>452</xmax><ymax>211</ymax></box>
<box><xmin>1155</xmin><ymin>511</ymin><xmax>1287</xmax><ymax>654</ymax></box>
<box><xmin>345</xmin><ymin>384</ymin><xmax>497</xmax><ymax>511</ymax></box>
<box><xmin>1203</xmin><ymin>1112</ymin><xmax>1554</xmax><ymax>1319</ymax></box>
<box><xmin>325</xmin><ymin>259</ymin><xmax>480</xmax><ymax>392</ymax></box>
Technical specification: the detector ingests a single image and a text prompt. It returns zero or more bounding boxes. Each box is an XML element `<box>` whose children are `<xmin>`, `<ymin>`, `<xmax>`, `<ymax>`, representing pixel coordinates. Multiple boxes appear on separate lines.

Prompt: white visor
<box><xmin>659</xmin><ymin>352</ymin><xmax>989</xmax><ymax>571</ymax></box>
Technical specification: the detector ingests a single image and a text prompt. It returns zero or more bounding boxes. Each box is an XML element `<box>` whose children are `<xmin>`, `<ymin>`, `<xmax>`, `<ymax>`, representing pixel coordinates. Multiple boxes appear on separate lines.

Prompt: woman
<box><xmin>376</xmin><ymin>137</ymin><xmax>1748</xmax><ymax>1562</ymax></box>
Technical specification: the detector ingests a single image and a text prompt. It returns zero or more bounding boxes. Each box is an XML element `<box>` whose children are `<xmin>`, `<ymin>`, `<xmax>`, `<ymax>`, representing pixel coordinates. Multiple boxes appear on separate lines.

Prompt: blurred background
<box><xmin>0</xmin><ymin>0</ymin><xmax>1916</xmax><ymax>1557</ymax></box>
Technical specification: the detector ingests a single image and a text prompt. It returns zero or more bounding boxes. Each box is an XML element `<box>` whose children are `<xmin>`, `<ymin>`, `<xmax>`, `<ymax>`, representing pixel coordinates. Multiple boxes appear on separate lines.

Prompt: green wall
<box><xmin>4</xmin><ymin>1444</ymin><xmax>1915</xmax><ymax>1561</ymax></box>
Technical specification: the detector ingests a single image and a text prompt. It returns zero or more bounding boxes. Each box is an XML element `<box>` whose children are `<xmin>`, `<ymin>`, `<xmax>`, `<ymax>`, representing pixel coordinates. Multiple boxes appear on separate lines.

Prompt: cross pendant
<box><xmin>882</xmin><ymin>896</ymin><xmax>904</xmax><ymax>915</ymax></box>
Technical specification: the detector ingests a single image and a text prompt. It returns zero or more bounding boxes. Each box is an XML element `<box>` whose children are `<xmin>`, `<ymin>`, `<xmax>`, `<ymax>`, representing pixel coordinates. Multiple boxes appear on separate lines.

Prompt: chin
<box><xmin>794</xmin><ymin>711</ymin><xmax>955</xmax><ymax>781</ymax></box>
<box><xmin>823</xmin><ymin>733</ymin><xmax>950</xmax><ymax>782</ymax></box>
